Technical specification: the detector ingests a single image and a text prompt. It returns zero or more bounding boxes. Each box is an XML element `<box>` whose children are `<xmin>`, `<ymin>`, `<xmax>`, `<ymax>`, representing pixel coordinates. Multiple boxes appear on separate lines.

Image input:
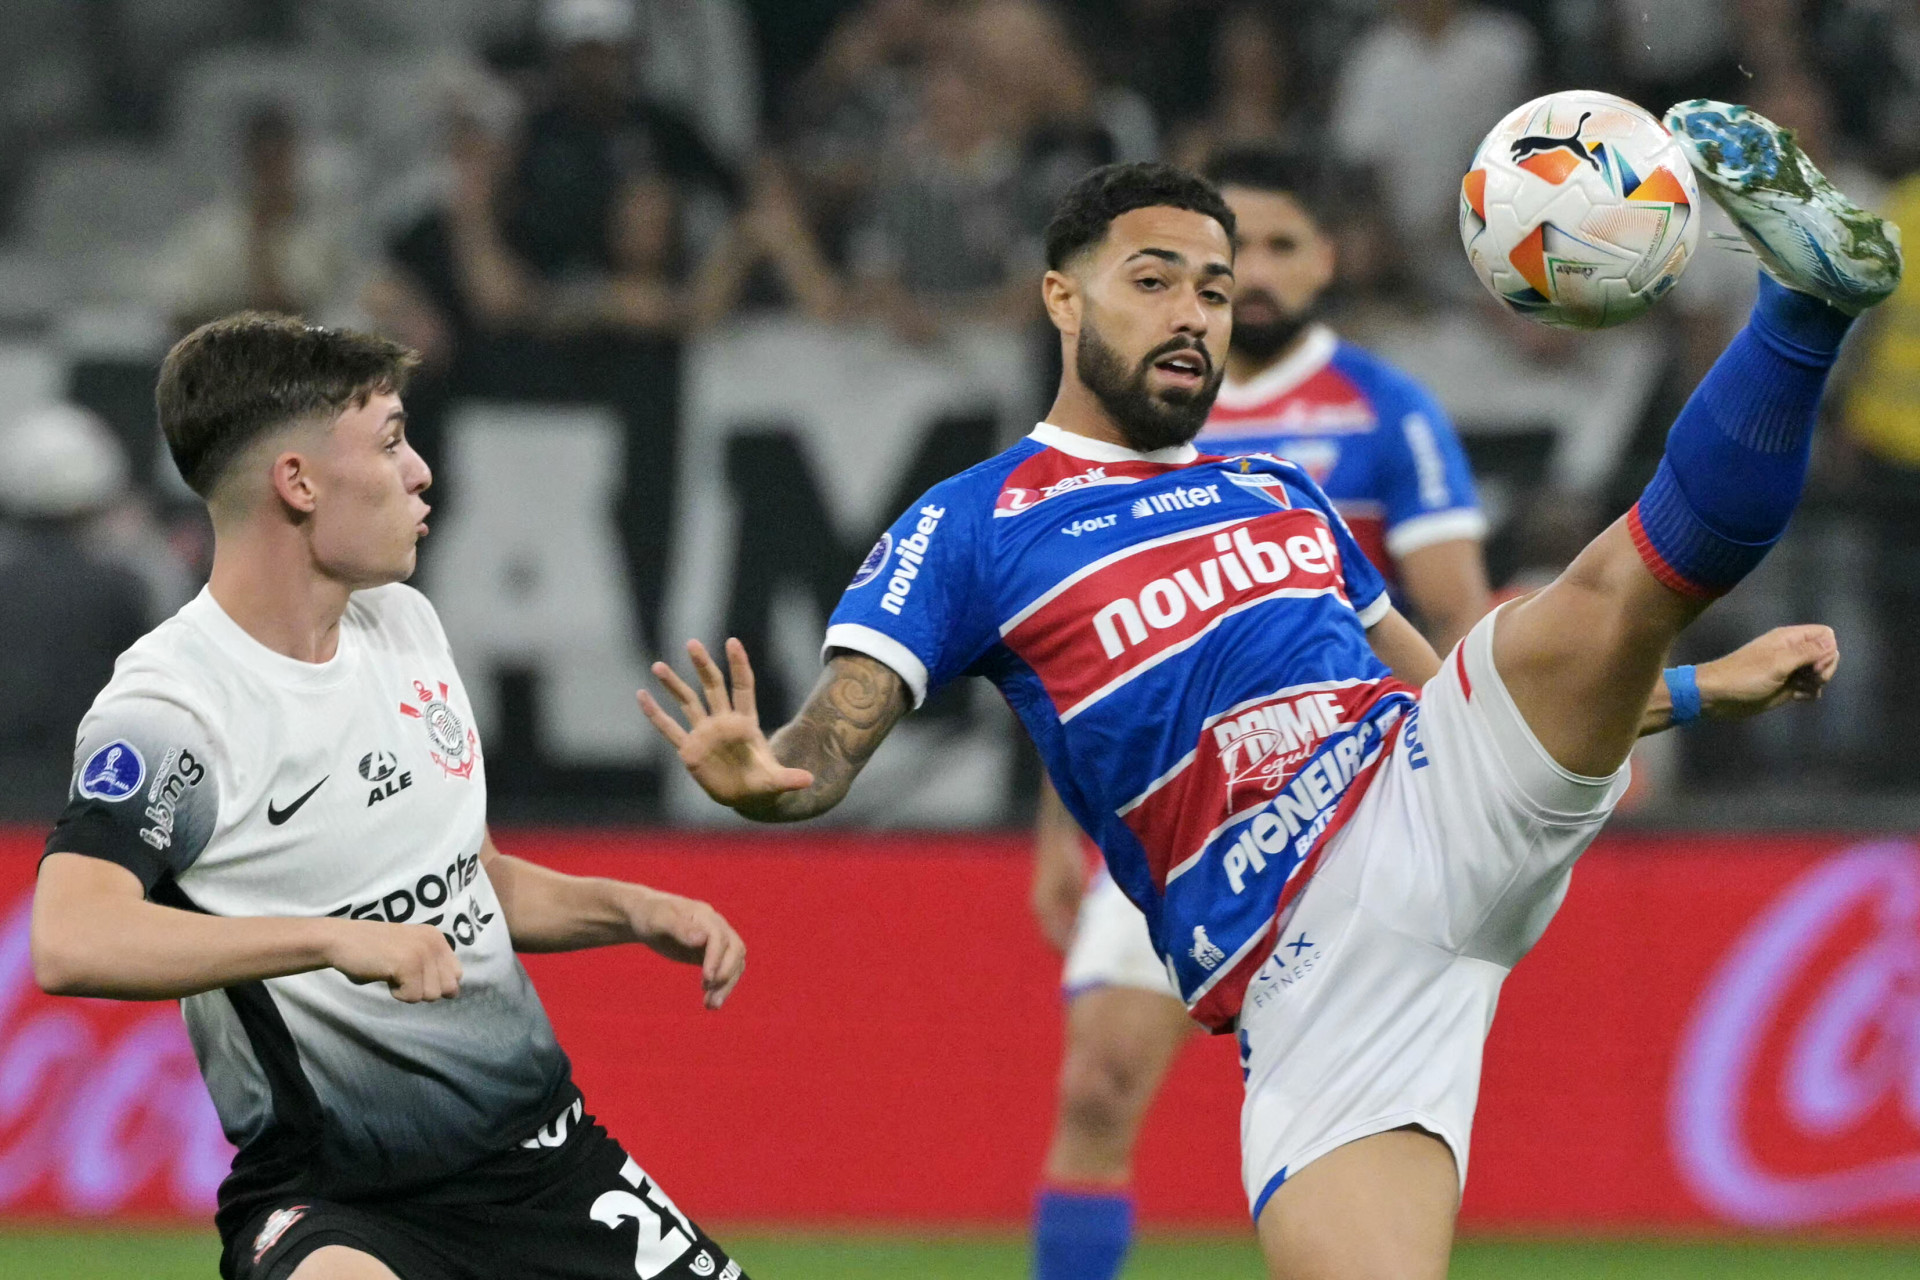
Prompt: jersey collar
<box><xmin>1028</xmin><ymin>421</ymin><xmax>1199</xmax><ymax>466</ymax></box>
<box><xmin>1213</xmin><ymin>324</ymin><xmax>1338</xmax><ymax>410</ymax></box>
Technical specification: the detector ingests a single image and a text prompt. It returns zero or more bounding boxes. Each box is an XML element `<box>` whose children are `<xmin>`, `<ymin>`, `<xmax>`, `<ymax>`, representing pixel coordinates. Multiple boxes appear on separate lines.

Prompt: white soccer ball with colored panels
<box><xmin>1460</xmin><ymin>90</ymin><xmax>1700</xmax><ymax>329</ymax></box>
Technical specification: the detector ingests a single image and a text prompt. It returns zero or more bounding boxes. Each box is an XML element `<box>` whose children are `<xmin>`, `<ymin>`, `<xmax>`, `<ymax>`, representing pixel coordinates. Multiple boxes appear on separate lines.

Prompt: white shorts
<box><xmin>1232</xmin><ymin>607</ymin><xmax>1629</xmax><ymax>1221</ymax></box>
<box><xmin>1061</xmin><ymin>867</ymin><xmax>1181</xmax><ymax>1000</ymax></box>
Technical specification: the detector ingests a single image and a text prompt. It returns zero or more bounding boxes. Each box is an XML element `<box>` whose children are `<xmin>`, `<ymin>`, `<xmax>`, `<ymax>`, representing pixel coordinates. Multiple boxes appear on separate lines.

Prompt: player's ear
<box><xmin>269</xmin><ymin>448</ymin><xmax>319</xmax><ymax>516</ymax></box>
<box><xmin>1042</xmin><ymin>268</ymin><xmax>1081</xmax><ymax>337</ymax></box>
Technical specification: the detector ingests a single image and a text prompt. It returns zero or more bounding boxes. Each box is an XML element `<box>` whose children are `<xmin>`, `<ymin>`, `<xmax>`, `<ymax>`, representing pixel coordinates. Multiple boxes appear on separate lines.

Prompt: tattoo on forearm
<box><xmin>759</xmin><ymin>654</ymin><xmax>910</xmax><ymax>819</ymax></box>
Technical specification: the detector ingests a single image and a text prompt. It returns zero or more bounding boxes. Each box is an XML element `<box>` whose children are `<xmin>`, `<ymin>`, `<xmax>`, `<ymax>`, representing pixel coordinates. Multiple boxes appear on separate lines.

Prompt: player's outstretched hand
<box><xmin>639</xmin><ymin>638</ymin><xmax>814</xmax><ymax>810</ymax></box>
<box><xmin>1698</xmin><ymin>624</ymin><xmax>1840</xmax><ymax>720</ymax></box>
<box><xmin>626</xmin><ymin>888</ymin><xmax>747</xmax><ymax>1010</ymax></box>
<box><xmin>324</xmin><ymin>920</ymin><xmax>463</xmax><ymax>1002</ymax></box>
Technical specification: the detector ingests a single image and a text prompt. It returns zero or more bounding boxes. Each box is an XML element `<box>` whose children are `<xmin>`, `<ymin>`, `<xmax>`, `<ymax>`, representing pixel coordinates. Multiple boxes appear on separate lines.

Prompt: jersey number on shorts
<box><xmin>591</xmin><ymin>1157</ymin><xmax>697</xmax><ymax>1278</ymax></box>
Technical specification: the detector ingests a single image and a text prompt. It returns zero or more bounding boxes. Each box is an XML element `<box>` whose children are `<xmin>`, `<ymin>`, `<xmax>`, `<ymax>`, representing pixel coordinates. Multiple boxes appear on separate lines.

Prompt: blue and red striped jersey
<box><xmin>826</xmin><ymin>422</ymin><xmax>1418</xmax><ymax>1030</ymax></box>
<box><xmin>1200</xmin><ymin>326</ymin><xmax>1485</xmax><ymax>580</ymax></box>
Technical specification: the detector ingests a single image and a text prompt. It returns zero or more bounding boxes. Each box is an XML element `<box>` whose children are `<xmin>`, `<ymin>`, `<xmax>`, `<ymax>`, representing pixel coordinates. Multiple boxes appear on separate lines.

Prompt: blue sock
<box><xmin>1033</xmin><ymin>1186</ymin><xmax>1133</xmax><ymax>1280</ymax></box>
<box><xmin>1630</xmin><ymin>274</ymin><xmax>1855</xmax><ymax>597</ymax></box>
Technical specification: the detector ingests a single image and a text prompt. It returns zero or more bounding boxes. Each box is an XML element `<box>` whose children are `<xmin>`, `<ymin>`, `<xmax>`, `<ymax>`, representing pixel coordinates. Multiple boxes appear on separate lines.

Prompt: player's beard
<box><xmin>1229</xmin><ymin>287</ymin><xmax>1312</xmax><ymax>364</ymax></box>
<box><xmin>1076</xmin><ymin>318</ymin><xmax>1224</xmax><ymax>453</ymax></box>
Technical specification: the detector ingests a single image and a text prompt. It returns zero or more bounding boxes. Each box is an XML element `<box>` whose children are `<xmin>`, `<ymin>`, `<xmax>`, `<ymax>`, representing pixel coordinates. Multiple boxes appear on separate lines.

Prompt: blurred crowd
<box><xmin>3</xmin><ymin>0</ymin><xmax>1919</xmax><ymax>816</ymax></box>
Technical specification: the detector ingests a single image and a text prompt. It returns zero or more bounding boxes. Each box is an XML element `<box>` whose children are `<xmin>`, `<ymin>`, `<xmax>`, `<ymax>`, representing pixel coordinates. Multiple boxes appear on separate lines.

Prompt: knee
<box><xmin>1057</xmin><ymin>1044</ymin><xmax>1152</xmax><ymax>1141</ymax></box>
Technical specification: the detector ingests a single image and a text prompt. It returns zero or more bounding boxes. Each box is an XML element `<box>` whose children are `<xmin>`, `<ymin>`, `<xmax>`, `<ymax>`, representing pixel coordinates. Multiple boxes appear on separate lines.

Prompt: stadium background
<box><xmin>0</xmin><ymin>0</ymin><xmax>1917</xmax><ymax>1275</ymax></box>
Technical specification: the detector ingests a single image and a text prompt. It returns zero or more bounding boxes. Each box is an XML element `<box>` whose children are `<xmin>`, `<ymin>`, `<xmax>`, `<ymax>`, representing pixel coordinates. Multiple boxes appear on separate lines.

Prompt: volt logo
<box><xmin>1062</xmin><ymin>515</ymin><xmax>1117</xmax><ymax>537</ymax></box>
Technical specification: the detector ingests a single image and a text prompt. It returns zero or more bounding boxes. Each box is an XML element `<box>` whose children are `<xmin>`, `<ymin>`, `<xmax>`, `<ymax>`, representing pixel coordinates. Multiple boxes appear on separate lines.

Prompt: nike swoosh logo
<box><xmin>267</xmin><ymin>776</ymin><xmax>329</xmax><ymax>825</ymax></box>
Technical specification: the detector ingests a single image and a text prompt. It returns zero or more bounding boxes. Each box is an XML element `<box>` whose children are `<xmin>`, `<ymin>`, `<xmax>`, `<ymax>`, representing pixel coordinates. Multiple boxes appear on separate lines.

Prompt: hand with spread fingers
<box><xmin>638</xmin><ymin>639</ymin><xmax>815</xmax><ymax>813</ymax></box>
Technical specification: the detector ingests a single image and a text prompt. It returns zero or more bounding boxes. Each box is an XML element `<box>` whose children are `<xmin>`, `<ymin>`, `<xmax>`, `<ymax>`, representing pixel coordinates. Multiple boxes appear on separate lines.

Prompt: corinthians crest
<box><xmin>400</xmin><ymin>679</ymin><xmax>479</xmax><ymax>780</ymax></box>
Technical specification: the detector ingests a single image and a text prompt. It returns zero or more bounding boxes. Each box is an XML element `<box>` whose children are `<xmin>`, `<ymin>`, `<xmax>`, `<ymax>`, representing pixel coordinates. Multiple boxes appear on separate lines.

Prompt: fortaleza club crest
<box><xmin>399</xmin><ymin>680</ymin><xmax>479</xmax><ymax>780</ymax></box>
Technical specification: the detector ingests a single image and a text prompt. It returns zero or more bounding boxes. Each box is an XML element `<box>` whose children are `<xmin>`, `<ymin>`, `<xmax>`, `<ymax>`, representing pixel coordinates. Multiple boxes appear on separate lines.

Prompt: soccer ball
<box><xmin>1459</xmin><ymin>90</ymin><xmax>1700</xmax><ymax>329</ymax></box>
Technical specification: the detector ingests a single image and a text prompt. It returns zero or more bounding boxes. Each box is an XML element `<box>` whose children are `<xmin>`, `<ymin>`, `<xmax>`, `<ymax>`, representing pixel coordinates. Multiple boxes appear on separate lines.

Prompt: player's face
<box><xmin>307</xmin><ymin>392</ymin><xmax>433</xmax><ymax>587</ymax></box>
<box><xmin>1071</xmin><ymin>206</ymin><xmax>1234</xmax><ymax>452</ymax></box>
<box><xmin>1221</xmin><ymin>186</ymin><xmax>1335</xmax><ymax>363</ymax></box>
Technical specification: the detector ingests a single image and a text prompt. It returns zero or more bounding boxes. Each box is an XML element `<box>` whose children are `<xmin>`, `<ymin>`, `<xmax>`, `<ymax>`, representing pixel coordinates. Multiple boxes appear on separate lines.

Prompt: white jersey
<box><xmin>46</xmin><ymin>585</ymin><xmax>571</xmax><ymax>1231</ymax></box>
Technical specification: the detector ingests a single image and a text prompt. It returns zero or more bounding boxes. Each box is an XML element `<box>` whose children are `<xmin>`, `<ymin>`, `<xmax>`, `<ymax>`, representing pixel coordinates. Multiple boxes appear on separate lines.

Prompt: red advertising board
<box><xmin>1</xmin><ymin>828</ymin><xmax>1917</xmax><ymax>1231</ymax></box>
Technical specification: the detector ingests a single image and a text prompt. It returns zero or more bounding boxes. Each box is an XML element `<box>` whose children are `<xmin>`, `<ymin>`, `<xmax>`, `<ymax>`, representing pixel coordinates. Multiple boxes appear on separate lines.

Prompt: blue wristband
<box><xmin>1665</xmin><ymin>664</ymin><xmax>1703</xmax><ymax>725</ymax></box>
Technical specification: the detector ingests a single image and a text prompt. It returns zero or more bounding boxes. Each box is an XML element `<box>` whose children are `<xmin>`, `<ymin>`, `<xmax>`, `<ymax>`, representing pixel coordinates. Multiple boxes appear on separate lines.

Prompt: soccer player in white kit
<box><xmin>1024</xmin><ymin>148</ymin><xmax>1845</xmax><ymax>1280</ymax></box>
<box><xmin>32</xmin><ymin>314</ymin><xmax>752</xmax><ymax>1280</ymax></box>
<box><xmin>643</xmin><ymin>102</ymin><xmax>1893</xmax><ymax>1279</ymax></box>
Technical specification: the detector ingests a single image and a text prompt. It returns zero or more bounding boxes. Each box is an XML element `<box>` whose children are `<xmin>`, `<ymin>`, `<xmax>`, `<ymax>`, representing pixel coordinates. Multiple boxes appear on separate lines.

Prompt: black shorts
<box><xmin>224</xmin><ymin>1100</ymin><xmax>748</xmax><ymax>1280</ymax></box>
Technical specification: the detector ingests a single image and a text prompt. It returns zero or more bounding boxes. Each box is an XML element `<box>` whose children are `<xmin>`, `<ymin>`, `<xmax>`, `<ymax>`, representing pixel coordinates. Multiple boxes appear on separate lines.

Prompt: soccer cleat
<box><xmin>1664</xmin><ymin>99</ymin><xmax>1902</xmax><ymax>314</ymax></box>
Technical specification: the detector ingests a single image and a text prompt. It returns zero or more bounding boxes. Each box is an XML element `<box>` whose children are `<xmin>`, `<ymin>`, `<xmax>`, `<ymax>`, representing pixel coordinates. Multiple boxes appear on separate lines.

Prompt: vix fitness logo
<box><xmin>1671</xmin><ymin>841</ymin><xmax>1920</xmax><ymax>1225</ymax></box>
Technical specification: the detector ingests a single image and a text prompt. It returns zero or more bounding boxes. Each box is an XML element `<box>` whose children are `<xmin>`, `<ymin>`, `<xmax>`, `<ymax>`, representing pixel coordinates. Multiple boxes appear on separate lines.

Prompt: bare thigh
<box><xmin>1254</xmin><ymin>1127</ymin><xmax>1458</xmax><ymax>1280</ymax></box>
<box><xmin>287</xmin><ymin>1246</ymin><xmax>403</xmax><ymax>1280</ymax></box>
<box><xmin>1045</xmin><ymin>985</ymin><xmax>1198</xmax><ymax>1182</ymax></box>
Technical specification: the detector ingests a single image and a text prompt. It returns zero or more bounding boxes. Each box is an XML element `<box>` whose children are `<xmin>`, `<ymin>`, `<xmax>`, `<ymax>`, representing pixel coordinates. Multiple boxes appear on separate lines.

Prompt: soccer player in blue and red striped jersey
<box><xmin>643</xmin><ymin>111</ymin><xmax>1884</xmax><ymax>1276</ymax></box>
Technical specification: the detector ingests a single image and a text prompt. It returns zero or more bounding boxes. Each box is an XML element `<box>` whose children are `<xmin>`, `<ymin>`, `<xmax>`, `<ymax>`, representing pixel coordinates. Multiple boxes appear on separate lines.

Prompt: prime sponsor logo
<box><xmin>1092</xmin><ymin>522</ymin><xmax>1343</xmax><ymax>659</ymax></box>
<box><xmin>1672</xmin><ymin>841</ymin><xmax>1920</xmax><ymax>1225</ymax></box>
<box><xmin>1130</xmin><ymin>483</ymin><xmax>1221</xmax><ymax>518</ymax></box>
<box><xmin>1215</xmin><ymin>690</ymin><xmax>1349</xmax><ymax>800</ymax></box>
<box><xmin>880</xmin><ymin>504</ymin><xmax>945</xmax><ymax>616</ymax></box>
<box><xmin>138</xmin><ymin>747</ymin><xmax>205</xmax><ymax>852</ymax></box>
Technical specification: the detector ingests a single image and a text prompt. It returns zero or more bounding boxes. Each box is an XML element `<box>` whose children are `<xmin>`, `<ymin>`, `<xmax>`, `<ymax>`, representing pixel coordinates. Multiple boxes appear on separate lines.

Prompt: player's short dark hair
<box><xmin>1043</xmin><ymin>162</ymin><xmax>1237</xmax><ymax>270</ymax></box>
<box><xmin>156</xmin><ymin>312</ymin><xmax>420</xmax><ymax>498</ymax></box>
<box><xmin>1202</xmin><ymin>146</ymin><xmax>1335</xmax><ymax>229</ymax></box>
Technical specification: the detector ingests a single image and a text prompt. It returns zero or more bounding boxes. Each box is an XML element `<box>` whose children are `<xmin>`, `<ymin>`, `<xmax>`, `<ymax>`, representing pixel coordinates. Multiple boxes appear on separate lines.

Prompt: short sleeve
<box><xmin>823</xmin><ymin>485</ymin><xmax>993</xmax><ymax>708</ymax></box>
<box><xmin>1293</xmin><ymin>469</ymin><xmax>1392</xmax><ymax>628</ymax></box>
<box><xmin>1376</xmin><ymin>383</ymin><xmax>1487</xmax><ymax>560</ymax></box>
<box><xmin>44</xmin><ymin>694</ymin><xmax>219</xmax><ymax>892</ymax></box>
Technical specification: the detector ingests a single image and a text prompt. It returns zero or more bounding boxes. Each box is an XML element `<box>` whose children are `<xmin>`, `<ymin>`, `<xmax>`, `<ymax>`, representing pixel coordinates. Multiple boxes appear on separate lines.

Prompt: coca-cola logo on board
<box><xmin>1671</xmin><ymin>840</ymin><xmax>1920</xmax><ymax>1226</ymax></box>
<box><xmin>0</xmin><ymin>895</ymin><xmax>230</xmax><ymax>1214</ymax></box>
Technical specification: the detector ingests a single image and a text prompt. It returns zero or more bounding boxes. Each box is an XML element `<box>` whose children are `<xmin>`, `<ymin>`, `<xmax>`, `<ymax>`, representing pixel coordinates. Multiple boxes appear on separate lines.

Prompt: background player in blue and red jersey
<box><xmin>1021</xmin><ymin>148</ymin><xmax>1836</xmax><ymax>1280</ymax></box>
<box><xmin>641</xmin><ymin>131</ymin><xmax>1876</xmax><ymax>1278</ymax></box>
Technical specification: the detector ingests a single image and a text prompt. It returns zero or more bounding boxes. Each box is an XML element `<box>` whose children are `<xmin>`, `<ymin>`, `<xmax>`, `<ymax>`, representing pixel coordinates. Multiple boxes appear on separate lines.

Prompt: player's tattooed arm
<box><xmin>639</xmin><ymin>639</ymin><xmax>909</xmax><ymax>822</ymax></box>
<box><xmin>762</xmin><ymin>651</ymin><xmax>911</xmax><ymax>819</ymax></box>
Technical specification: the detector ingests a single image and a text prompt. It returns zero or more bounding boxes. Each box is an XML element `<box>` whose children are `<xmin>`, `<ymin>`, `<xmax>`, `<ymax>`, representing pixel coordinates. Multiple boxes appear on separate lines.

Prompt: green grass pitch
<box><xmin>3</xmin><ymin>1228</ymin><xmax>1918</xmax><ymax>1278</ymax></box>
